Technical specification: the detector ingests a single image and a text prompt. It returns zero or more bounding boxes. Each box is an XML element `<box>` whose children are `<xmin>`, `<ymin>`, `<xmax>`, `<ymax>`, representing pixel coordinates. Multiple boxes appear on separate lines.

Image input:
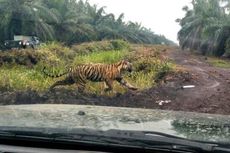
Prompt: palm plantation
<box><xmin>177</xmin><ymin>0</ymin><xmax>230</xmax><ymax>56</ymax></box>
<box><xmin>0</xmin><ymin>0</ymin><xmax>59</xmax><ymax>41</ymax></box>
<box><xmin>0</xmin><ymin>0</ymin><xmax>174</xmax><ymax>46</ymax></box>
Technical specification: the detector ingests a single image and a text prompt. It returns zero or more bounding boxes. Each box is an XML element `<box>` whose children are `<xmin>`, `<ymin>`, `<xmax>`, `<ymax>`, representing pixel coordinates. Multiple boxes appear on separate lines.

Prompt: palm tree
<box><xmin>0</xmin><ymin>0</ymin><xmax>174</xmax><ymax>45</ymax></box>
<box><xmin>177</xmin><ymin>0</ymin><xmax>230</xmax><ymax>56</ymax></box>
<box><xmin>0</xmin><ymin>0</ymin><xmax>58</xmax><ymax>41</ymax></box>
<box><xmin>177</xmin><ymin>0</ymin><xmax>208</xmax><ymax>51</ymax></box>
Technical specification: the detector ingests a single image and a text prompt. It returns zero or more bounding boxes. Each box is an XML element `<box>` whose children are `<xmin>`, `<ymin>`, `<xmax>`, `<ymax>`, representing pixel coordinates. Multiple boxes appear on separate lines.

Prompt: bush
<box><xmin>129</xmin><ymin>57</ymin><xmax>173</xmax><ymax>89</ymax></box>
<box><xmin>0</xmin><ymin>42</ymin><xmax>77</xmax><ymax>68</ymax></box>
<box><xmin>71</xmin><ymin>40</ymin><xmax>129</xmax><ymax>54</ymax></box>
<box><xmin>110</xmin><ymin>40</ymin><xmax>130</xmax><ymax>50</ymax></box>
<box><xmin>38</xmin><ymin>42</ymin><xmax>75</xmax><ymax>61</ymax></box>
<box><xmin>0</xmin><ymin>49</ymin><xmax>39</xmax><ymax>66</ymax></box>
<box><xmin>73</xmin><ymin>50</ymin><xmax>127</xmax><ymax>65</ymax></box>
<box><xmin>0</xmin><ymin>40</ymin><xmax>130</xmax><ymax>67</ymax></box>
<box><xmin>154</xmin><ymin>61</ymin><xmax>173</xmax><ymax>82</ymax></box>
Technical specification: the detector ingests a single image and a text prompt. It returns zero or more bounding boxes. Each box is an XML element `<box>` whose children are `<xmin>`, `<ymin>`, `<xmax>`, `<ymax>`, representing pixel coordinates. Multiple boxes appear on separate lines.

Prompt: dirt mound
<box><xmin>0</xmin><ymin>50</ymin><xmax>39</xmax><ymax>67</ymax></box>
<box><xmin>158</xmin><ymin>68</ymin><xmax>198</xmax><ymax>86</ymax></box>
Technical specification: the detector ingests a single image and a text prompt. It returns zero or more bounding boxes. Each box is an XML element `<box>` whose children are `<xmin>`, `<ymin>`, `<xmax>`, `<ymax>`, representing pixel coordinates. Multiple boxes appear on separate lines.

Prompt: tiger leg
<box><xmin>74</xmin><ymin>74</ymin><xmax>87</xmax><ymax>93</ymax></box>
<box><xmin>77</xmin><ymin>82</ymin><xmax>86</xmax><ymax>93</ymax></box>
<box><xmin>49</xmin><ymin>77</ymin><xmax>74</xmax><ymax>90</ymax></box>
<box><xmin>104</xmin><ymin>79</ymin><xmax>113</xmax><ymax>92</ymax></box>
<box><xmin>116</xmin><ymin>77</ymin><xmax>138</xmax><ymax>90</ymax></box>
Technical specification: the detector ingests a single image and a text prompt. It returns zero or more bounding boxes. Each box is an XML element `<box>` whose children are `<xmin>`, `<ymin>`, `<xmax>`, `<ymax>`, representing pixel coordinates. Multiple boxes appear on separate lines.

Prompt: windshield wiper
<box><xmin>0</xmin><ymin>127</ymin><xmax>229</xmax><ymax>153</ymax></box>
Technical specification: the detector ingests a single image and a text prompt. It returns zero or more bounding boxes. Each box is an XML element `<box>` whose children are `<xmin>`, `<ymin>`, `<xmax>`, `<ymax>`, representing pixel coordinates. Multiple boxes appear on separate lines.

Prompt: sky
<box><xmin>89</xmin><ymin>0</ymin><xmax>192</xmax><ymax>43</ymax></box>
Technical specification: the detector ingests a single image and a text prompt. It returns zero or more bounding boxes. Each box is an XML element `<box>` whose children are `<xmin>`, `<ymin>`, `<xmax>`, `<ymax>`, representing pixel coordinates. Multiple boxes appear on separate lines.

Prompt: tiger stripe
<box><xmin>43</xmin><ymin>60</ymin><xmax>138</xmax><ymax>92</ymax></box>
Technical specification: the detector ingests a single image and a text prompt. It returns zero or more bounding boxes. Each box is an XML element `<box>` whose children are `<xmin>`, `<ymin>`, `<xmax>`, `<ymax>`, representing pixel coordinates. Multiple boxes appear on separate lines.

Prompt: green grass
<box><xmin>208</xmin><ymin>58</ymin><xmax>230</xmax><ymax>68</ymax></box>
<box><xmin>0</xmin><ymin>50</ymin><xmax>129</xmax><ymax>92</ymax></box>
<box><xmin>71</xmin><ymin>39</ymin><xmax>130</xmax><ymax>54</ymax></box>
<box><xmin>129</xmin><ymin>72</ymin><xmax>155</xmax><ymax>89</ymax></box>
<box><xmin>0</xmin><ymin>42</ymin><xmax>173</xmax><ymax>95</ymax></box>
<box><xmin>0</xmin><ymin>65</ymin><xmax>54</xmax><ymax>91</ymax></box>
<box><xmin>73</xmin><ymin>50</ymin><xmax>128</xmax><ymax>65</ymax></box>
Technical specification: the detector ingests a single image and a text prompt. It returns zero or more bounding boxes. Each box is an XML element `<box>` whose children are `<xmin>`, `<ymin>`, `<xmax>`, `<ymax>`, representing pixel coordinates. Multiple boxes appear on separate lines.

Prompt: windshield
<box><xmin>0</xmin><ymin>0</ymin><xmax>230</xmax><ymax>146</ymax></box>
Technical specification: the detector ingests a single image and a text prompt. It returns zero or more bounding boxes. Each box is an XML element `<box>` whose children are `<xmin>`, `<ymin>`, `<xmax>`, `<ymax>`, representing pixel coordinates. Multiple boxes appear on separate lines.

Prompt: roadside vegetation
<box><xmin>0</xmin><ymin>40</ymin><xmax>173</xmax><ymax>95</ymax></box>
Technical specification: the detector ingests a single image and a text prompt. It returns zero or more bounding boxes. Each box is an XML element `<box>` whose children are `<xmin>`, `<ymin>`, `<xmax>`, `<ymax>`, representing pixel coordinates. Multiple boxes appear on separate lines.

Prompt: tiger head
<box><xmin>118</xmin><ymin>60</ymin><xmax>133</xmax><ymax>73</ymax></box>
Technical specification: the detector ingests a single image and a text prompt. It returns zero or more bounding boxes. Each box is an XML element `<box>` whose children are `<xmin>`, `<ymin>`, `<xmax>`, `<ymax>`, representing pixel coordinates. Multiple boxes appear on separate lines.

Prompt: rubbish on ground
<box><xmin>156</xmin><ymin>100</ymin><xmax>171</xmax><ymax>106</ymax></box>
<box><xmin>182</xmin><ymin>85</ymin><xmax>195</xmax><ymax>89</ymax></box>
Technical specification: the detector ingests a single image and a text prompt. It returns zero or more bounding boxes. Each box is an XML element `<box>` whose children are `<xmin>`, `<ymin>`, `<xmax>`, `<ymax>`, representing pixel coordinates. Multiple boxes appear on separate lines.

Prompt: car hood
<box><xmin>0</xmin><ymin>104</ymin><xmax>229</xmax><ymax>143</ymax></box>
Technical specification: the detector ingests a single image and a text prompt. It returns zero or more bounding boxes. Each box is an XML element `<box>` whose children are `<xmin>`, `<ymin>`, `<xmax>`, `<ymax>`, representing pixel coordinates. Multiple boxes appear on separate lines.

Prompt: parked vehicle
<box><xmin>4</xmin><ymin>35</ymin><xmax>40</xmax><ymax>50</ymax></box>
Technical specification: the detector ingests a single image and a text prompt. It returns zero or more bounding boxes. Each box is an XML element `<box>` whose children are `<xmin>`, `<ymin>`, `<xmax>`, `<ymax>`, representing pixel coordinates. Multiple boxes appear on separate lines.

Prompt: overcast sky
<box><xmin>89</xmin><ymin>0</ymin><xmax>192</xmax><ymax>43</ymax></box>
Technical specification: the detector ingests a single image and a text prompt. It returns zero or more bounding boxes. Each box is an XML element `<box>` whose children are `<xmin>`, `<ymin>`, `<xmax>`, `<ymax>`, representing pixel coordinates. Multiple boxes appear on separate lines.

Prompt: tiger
<box><xmin>43</xmin><ymin>60</ymin><xmax>138</xmax><ymax>93</ymax></box>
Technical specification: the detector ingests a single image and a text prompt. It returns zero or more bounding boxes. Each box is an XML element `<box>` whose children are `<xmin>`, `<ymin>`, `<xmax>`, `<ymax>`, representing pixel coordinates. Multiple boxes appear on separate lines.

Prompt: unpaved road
<box><xmin>97</xmin><ymin>48</ymin><xmax>230</xmax><ymax>115</ymax></box>
<box><xmin>1</xmin><ymin>48</ymin><xmax>230</xmax><ymax>115</ymax></box>
<box><xmin>164</xmin><ymin>49</ymin><xmax>230</xmax><ymax>114</ymax></box>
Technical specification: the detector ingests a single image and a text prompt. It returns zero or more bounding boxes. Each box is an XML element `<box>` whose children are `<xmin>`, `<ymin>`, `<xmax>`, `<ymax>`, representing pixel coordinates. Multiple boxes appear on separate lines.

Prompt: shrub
<box><xmin>110</xmin><ymin>39</ymin><xmax>130</xmax><ymax>50</ymax></box>
<box><xmin>73</xmin><ymin>50</ymin><xmax>127</xmax><ymax>65</ymax></box>
<box><xmin>0</xmin><ymin>49</ymin><xmax>39</xmax><ymax>66</ymax></box>
<box><xmin>71</xmin><ymin>40</ymin><xmax>129</xmax><ymax>54</ymax></box>
<box><xmin>154</xmin><ymin>61</ymin><xmax>173</xmax><ymax>82</ymax></box>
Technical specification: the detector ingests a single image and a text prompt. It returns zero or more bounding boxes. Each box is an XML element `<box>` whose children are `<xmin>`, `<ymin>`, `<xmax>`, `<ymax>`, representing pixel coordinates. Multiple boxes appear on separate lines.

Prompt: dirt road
<box><xmin>1</xmin><ymin>48</ymin><xmax>230</xmax><ymax>115</ymax></box>
<box><xmin>95</xmin><ymin>48</ymin><xmax>230</xmax><ymax>115</ymax></box>
<box><xmin>164</xmin><ymin>49</ymin><xmax>230</xmax><ymax>114</ymax></box>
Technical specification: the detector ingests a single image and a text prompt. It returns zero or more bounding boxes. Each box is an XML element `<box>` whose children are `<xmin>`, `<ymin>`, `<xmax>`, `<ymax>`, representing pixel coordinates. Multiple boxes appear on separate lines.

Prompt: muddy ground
<box><xmin>1</xmin><ymin>48</ymin><xmax>230</xmax><ymax>115</ymax></box>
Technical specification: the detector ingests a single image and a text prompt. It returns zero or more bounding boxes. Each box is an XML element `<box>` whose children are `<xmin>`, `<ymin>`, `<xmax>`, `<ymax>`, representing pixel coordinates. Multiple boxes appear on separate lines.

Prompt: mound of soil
<box><xmin>0</xmin><ymin>50</ymin><xmax>39</xmax><ymax>67</ymax></box>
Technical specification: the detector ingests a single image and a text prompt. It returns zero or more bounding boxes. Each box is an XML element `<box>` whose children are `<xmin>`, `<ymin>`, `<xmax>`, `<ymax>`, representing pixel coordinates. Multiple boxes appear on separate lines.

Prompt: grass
<box><xmin>73</xmin><ymin>50</ymin><xmax>128</xmax><ymax>65</ymax></box>
<box><xmin>0</xmin><ymin>41</ymin><xmax>173</xmax><ymax>95</ymax></box>
<box><xmin>129</xmin><ymin>72</ymin><xmax>155</xmax><ymax>89</ymax></box>
<box><xmin>207</xmin><ymin>57</ymin><xmax>230</xmax><ymax>68</ymax></box>
<box><xmin>71</xmin><ymin>39</ymin><xmax>130</xmax><ymax>54</ymax></box>
<box><xmin>0</xmin><ymin>49</ymin><xmax>129</xmax><ymax>92</ymax></box>
<box><xmin>0</xmin><ymin>65</ymin><xmax>54</xmax><ymax>91</ymax></box>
